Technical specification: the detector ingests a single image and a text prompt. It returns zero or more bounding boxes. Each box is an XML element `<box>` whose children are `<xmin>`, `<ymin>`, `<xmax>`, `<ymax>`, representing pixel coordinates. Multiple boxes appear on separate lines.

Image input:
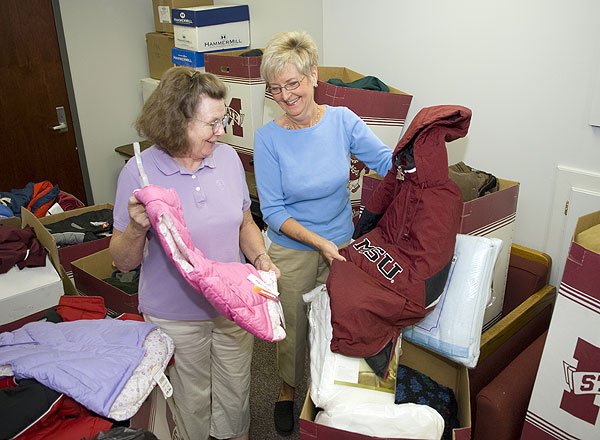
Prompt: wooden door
<box><xmin>0</xmin><ymin>0</ymin><xmax>88</xmax><ymax>204</ymax></box>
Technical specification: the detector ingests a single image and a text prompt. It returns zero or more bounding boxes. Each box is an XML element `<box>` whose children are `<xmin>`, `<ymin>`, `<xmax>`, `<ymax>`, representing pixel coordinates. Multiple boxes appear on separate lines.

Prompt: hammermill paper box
<box><xmin>172</xmin><ymin>5</ymin><xmax>250</xmax><ymax>52</ymax></box>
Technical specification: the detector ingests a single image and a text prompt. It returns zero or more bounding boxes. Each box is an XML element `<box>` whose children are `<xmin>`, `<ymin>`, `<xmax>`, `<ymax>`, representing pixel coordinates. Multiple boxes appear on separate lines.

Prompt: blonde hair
<box><xmin>135</xmin><ymin>67</ymin><xmax>227</xmax><ymax>156</ymax></box>
<box><xmin>260</xmin><ymin>31</ymin><xmax>319</xmax><ymax>83</ymax></box>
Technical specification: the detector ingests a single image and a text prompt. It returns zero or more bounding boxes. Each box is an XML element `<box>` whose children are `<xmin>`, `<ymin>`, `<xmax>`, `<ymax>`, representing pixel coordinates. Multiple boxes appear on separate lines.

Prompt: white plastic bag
<box><xmin>402</xmin><ymin>234</ymin><xmax>502</xmax><ymax>368</ymax></box>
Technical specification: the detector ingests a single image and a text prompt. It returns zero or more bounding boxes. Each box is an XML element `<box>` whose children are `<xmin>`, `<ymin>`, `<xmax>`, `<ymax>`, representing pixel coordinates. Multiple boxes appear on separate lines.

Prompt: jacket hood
<box><xmin>393</xmin><ymin>105</ymin><xmax>472</xmax><ymax>186</ymax></box>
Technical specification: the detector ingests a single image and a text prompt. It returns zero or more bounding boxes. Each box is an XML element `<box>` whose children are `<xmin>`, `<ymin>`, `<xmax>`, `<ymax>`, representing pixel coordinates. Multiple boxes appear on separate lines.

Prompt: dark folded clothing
<box><xmin>327</xmin><ymin>76</ymin><xmax>390</xmax><ymax>92</ymax></box>
<box><xmin>448</xmin><ymin>161</ymin><xmax>499</xmax><ymax>202</ymax></box>
<box><xmin>44</xmin><ymin>209</ymin><xmax>113</xmax><ymax>246</ymax></box>
<box><xmin>395</xmin><ymin>364</ymin><xmax>459</xmax><ymax>440</ymax></box>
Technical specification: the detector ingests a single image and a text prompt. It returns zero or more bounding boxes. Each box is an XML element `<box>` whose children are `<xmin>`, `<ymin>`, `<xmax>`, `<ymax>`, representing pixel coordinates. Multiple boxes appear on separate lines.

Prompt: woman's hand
<box><xmin>319</xmin><ymin>239</ymin><xmax>347</xmax><ymax>265</ymax></box>
<box><xmin>127</xmin><ymin>194</ymin><xmax>151</xmax><ymax>234</ymax></box>
<box><xmin>254</xmin><ymin>252</ymin><xmax>281</xmax><ymax>279</ymax></box>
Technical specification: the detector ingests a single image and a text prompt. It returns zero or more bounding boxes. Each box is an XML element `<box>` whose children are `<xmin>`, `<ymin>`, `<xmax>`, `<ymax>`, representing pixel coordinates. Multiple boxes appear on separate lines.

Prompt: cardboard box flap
<box><xmin>172</xmin><ymin>4</ymin><xmax>249</xmax><ymax>27</ymax></box>
<box><xmin>72</xmin><ymin>248</ymin><xmax>116</xmax><ymax>280</ymax></box>
<box><xmin>573</xmin><ymin>210</ymin><xmax>600</xmax><ymax>240</ymax></box>
<box><xmin>38</xmin><ymin>203</ymin><xmax>113</xmax><ymax>226</ymax></box>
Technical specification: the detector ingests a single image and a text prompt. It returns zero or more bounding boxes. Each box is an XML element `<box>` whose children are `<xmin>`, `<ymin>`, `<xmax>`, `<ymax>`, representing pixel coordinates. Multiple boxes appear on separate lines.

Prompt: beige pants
<box><xmin>144</xmin><ymin>314</ymin><xmax>253</xmax><ymax>440</ymax></box>
<box><xmin>268</xmin><ymin>241</ymin><xmax>346</xmax><ymax>387</ymax></box>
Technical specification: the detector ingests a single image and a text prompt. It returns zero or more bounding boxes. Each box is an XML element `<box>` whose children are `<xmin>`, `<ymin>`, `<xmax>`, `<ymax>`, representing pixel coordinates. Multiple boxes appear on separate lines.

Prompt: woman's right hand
<box><xmin>319</xmin><ymin>239</ymin><xmax>347</xmax><ymax>265</ymax></box>
<box><xmin>127</xmin><ymin>194</ymin><xmax>151</xmax><ymax>234</ymax></box>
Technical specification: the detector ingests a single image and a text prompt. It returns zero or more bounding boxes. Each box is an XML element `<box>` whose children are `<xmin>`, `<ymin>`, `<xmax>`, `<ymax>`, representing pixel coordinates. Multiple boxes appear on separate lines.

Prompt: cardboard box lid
<box><xmin>38</xmin><ymin>203</ymin><xmax>113</xmax><ymax>226</ymax></box>
<box><xmin>172</xmin><ymin>4</ymin><xmax>249</xmax><ymax>27</ymax></box>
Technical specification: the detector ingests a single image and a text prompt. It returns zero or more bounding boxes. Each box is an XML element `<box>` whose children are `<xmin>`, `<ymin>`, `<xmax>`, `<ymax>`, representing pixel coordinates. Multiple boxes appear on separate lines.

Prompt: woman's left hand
<box><xmin>254</xmin><ymin>253</ymin><xmax>281</xmax><ymax>279</ymax></box>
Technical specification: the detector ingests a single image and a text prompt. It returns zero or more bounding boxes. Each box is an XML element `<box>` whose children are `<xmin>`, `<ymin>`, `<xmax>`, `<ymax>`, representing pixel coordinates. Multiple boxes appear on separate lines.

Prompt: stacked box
<box><xmin>205</xmin><ymin>49</ymin><xmax>264</xmax><ymax>169</ymax></box>
<box><xmin>172</xmin><ymin>5</ymin><xmax>250</xmax><ymax>53</ymax></box>
<box><xmin>171</xmin><ymin>46</ymin><xmax>246</xmax><ymax>70</ymax></box>
<box><xmin>146</xmin><ymin>32</ymin><xmax>175</xmax><ymax>80</ymax></box>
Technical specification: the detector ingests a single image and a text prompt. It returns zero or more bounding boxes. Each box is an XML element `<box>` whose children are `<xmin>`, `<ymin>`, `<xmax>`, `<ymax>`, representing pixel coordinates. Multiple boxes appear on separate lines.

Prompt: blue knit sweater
<box><xmin>254</xmin><ymin>105</ymin><xmax>392</xmax><ymax>251</ymax></box>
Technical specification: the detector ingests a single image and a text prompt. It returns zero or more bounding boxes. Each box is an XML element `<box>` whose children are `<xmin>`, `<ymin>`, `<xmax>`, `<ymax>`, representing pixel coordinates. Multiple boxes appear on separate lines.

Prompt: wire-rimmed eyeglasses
<box><xmin>196</xmin><ymin>115</ymin><xmax>230</xmax><ymax>134</ymax></box>
<box><xmin>267</xmin><ymin>76</ymin><xmax>306</xmax><ymax>95</ymax></box>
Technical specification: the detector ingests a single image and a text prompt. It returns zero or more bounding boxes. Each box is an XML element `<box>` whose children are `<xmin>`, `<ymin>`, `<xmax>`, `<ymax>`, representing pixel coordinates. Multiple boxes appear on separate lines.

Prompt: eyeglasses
<box><xmin>267</xmin><ymin>76</ymin><xmax>306</xmax><ymax>95</ymax></box>
<box><xmin>196</xmin><ymin>115</ymin><xmax>230</xmax><ymax>134</ymax></box>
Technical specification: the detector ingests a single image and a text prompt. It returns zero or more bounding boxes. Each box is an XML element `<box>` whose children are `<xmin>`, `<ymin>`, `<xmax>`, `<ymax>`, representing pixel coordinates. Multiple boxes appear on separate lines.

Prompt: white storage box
<box><xmin>0</xmin><ymin>208</ymin><xmax>72</xmax><ymax>326</ymax></box>
<box><xmin>172</xmin><ymin>5</ymin><xmax>249</xmax><ymax>52</ymax></box>
<box><xmin>0</xmin><ymin>256</ymin><xmax>62</xmax><ymax>326</ymax></box>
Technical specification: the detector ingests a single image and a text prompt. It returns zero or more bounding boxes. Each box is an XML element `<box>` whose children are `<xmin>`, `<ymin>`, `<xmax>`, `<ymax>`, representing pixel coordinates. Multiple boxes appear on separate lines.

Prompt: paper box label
<box><xmin>174</xmin><ymin>21</ymin><xmax>249</xmax><ymax>52</ymax></box>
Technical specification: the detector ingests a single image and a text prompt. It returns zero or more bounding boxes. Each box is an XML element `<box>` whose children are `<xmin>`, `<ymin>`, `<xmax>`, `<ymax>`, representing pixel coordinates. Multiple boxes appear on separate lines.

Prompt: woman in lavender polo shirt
<box><xmin>109</xmin><ymin>67</ymin><xmax>278</xmax><ymax>440</ymax></box>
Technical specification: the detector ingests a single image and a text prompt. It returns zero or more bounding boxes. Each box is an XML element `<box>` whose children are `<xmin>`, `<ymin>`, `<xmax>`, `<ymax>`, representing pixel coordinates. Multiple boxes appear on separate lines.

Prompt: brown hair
<box><xmin>135</xmin><ymin>67</ymin><xmax>227</xmax><ymax>156</ymax></box>
<box><xmin>260</xmin><ymin>31</ymin><xmax>319</xmax><ymax>83</ymax></box>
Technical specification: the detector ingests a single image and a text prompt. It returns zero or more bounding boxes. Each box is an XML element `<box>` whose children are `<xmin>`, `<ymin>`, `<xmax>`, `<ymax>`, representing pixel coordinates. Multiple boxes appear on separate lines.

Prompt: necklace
<box><xmin>284</xmin><ymin>104</ymin><xmax>322</xmax><ymax>130</ymax></box>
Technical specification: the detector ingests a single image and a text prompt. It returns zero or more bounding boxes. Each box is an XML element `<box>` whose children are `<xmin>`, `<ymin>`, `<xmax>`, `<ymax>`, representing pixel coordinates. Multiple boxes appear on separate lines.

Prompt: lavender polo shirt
<box><xmin>113</xmin><ymin>143</ymin><xmax>251</xmax><ymax>321</ymax></box>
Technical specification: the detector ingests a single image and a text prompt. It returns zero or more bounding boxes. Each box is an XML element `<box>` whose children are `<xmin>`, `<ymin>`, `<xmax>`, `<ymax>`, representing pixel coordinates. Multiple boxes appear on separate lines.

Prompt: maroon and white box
<box><xmin>204</xmin><ymin>49</ymin><xmax>265</xmax><ymax>171</ymax></box>
<box><xmin>522</xmin><ymin>210</ymin><xmax>600</xmax><ymax>439</ymax></box>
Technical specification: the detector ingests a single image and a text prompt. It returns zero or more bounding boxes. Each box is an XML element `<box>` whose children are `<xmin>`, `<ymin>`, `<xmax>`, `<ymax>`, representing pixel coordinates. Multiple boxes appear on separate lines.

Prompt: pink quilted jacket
<box><xmin>134</xmin><ymin>185</ymin><xmax>286</xmax><ymax>342</ymax></box>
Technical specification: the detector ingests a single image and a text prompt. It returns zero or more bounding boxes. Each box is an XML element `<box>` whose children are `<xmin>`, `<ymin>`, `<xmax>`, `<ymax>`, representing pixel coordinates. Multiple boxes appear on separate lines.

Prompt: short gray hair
<box><xmin>260</xmin><ymin>31</ymin><xmax>319</xmax><ymax>83</ymax></box>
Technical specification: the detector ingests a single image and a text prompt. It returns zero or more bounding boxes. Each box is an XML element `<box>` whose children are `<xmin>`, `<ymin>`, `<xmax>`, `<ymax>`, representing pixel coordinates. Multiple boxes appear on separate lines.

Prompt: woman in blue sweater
<box><xmin>254</xmin><ymin>31</ymin><xmax>393</xmax><ymax>435</ymax></box>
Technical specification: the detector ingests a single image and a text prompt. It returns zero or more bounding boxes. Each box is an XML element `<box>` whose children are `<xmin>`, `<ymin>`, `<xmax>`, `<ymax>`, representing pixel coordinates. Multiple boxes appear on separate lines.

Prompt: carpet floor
<box><xmin>247</xmin><ymin>336</ymin><xmax>309</xmax><ymax>440</ymax></box>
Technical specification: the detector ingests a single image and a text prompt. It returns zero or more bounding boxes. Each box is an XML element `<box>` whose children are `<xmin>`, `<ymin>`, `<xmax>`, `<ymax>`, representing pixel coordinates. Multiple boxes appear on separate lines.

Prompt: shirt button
<box><xmin>192</xmin><ymin>175</ymin><xmax>196</xmax><ymax>179</ymax></box>
<box><xmin>195</xmin><ymin>187</ymin><xmax>201</xmax><ymax>191</ymax></box>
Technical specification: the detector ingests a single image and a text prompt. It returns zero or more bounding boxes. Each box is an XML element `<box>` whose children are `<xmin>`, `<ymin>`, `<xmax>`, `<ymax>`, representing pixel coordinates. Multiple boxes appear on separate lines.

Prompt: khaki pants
<box><xmin>269</xmin><ymin>241</ymin><xmax>346</xmax><ymax>387</ymax></box>
<box><xmin>144</xmin><ymin>314</ymin><xmax>253</xmax><ymax>440</ymax></box>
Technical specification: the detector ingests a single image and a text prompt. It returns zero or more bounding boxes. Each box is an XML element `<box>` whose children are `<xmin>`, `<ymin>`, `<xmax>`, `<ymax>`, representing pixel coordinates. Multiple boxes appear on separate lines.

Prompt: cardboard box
<box><xmin>71</xmin><ymin>248</ymin><xmax>139</xmax><ymax>314</ymax></box>
<box><xmin>205</xmin><ymin>49</ymin><xmax>264</xmax><ymax>159</ymax></box>
<box><xmin>39</xmin><ymin>203</ymin><xmax>113</xmax><ymax>278</ymax></box>
<box><xmin>300</xmin><ymin>340</ymin><xmax>471</xmax><ymax>439</ymax></box>
<box><xmin>152</xmin><ymin>0</ymin><xmax>213</xmax><ymax>34</ymax></box>
<box><xmin>0</xmin><ymin>208</ymin><xmax>76</xmax><ymax>327</ymax></box>
<box><xmin>172</xmin><ymin>5</ymin><xmax>250</xmax><ymax>52</ymax></box>
<box><xmin>264</xmin><ymin>66</ymin><xmax>413</xmax><ymax>224</ymax></box>
<box><xmin>360</xmin><ymin>174</ymin><xmax>519</xmax><ymax>330</ymax></box>
<box><xmin>521</xmin><ymin>211</ymin><xmax>600</xmax><ymax>440</ymax></box>
<box><xmin>457</xmin><ymin>178</ymin><xmax>519</xmax><ymax>329</ymax></box>
<box><xmin>171</xmin><ymin>46</ymin><xmax>245</xmax><ymax>70</ymax></box>
<box><xmin>146</xmin><ymin>32</ymin><xmax>175</xmax><ymax>80</ymax></box>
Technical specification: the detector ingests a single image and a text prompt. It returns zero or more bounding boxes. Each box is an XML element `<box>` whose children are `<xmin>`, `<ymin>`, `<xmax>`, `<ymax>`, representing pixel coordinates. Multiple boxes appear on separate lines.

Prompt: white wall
<box><xmin>322</xmin><ymin>0</ymin><xmax>600</xmax><ymax>256</ymax></box>
<box><xmin>59</xmin><ymin>0</ymin><xmax>155</xmax><ymax>205</ymax></box>
<box><xmin>214</xmin><ymin>0</ymin><xmax>323</xmax><ymax>57</ymax></box>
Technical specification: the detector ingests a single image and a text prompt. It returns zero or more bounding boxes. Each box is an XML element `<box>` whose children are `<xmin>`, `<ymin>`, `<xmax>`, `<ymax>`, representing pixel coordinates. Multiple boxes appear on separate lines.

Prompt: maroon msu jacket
<box><xmin>326</xmin><ymin>105</ymin><xmax>472</xmax><ymax>358</ymax></box>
